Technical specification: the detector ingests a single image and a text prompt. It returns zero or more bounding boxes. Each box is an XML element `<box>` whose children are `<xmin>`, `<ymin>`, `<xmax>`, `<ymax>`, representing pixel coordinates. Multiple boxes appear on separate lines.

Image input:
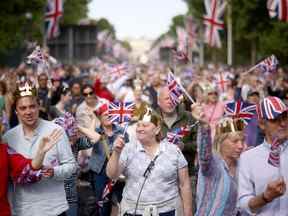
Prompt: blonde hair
<box><xmin>213</xmin><ymin>131</ymin><xmax>244</xmax><ymax>153</ymax></box>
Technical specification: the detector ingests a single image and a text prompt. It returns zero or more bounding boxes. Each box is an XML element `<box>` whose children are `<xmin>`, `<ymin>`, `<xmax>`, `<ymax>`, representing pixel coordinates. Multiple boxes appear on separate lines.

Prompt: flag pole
<box><xmin>168</xmin><ymin>70</ymin><xmax>195</xmax><ymax>104</ymax></box>
<box><xmin>227</xmin><ymin>0</ymin><xmax>233</xmax><ymax>66</ymax></box>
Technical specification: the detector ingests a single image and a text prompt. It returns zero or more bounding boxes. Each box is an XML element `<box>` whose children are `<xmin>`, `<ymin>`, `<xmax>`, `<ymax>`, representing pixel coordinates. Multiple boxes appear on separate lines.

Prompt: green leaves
<box><xmin>182</xmin><ymin>0</ymin><xmax>288</xmax><ymax>65</ymax></box>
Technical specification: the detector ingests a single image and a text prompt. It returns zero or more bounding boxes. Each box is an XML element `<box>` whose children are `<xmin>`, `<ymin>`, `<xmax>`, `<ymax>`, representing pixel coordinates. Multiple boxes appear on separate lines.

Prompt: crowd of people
<box><xmin>1</xmin><ymin>55</ymin><xmax>288</xmax><ymax>216</ymax></box>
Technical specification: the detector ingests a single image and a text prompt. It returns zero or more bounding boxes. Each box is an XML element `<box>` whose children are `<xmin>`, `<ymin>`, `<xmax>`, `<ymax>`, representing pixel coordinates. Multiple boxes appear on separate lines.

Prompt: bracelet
<box><xmin>261</xmin><ymin>192</ymin><xmax>271</xmax><ymax>203</ymax></box>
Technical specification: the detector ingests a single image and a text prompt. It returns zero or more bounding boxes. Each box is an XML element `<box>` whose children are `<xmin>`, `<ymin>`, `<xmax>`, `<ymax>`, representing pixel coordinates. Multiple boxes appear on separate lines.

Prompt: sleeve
<box><xmin>237</xmin><ymin>154</ymin><xmax>256</xmax><ymax>215</ymax></box>
<box><xmin>76</xmin><ymin>137</ymin><xmax>94</xmax><ymax>151</ymax></box>
<box><xmin>53</xmin><ymin>129</ymin><xmax>77</xmax><ymax>180</ymax></box>
<box><xmin>176</xmin><ymin>147</ymin><xmax>188</xmax><ymax>169</ymax></box>
<box><xmin>76</xmin><ymin>106</ymin><xmax>94</xmax><ymax>128</ymax></box>
<box><xmin>7</xmin><ymin>146</ymin><xmax>42</xmax><ymax>184</ymax></box>
<box><xmin>119</xmin><ymin>143</ymin><xmax>132</xmax><ymax>175</ymax></box>
<box><xmin>197</xmin><ymin>125</ymin><xmax>215</xmax><ymax>176</ymax></box>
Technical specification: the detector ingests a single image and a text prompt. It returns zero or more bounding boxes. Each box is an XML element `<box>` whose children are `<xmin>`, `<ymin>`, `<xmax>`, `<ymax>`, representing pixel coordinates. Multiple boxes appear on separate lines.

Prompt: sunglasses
<box><xmin>83</xmin><ymin>91</ymin><xmax>94</xmax><ymax>97</ymax></box>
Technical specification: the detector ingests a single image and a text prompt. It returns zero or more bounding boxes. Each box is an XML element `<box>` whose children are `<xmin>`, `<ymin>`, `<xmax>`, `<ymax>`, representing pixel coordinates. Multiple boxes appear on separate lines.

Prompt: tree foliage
<box><xmin>0</xmin><ymin>0</ymin><xmax>91</xmax><ymax>56</ymax></box>
<box><xmin>96</xmin><ymin>18</ymin><xmax>116</xmax><ymax>38</ymax></box>
<box><xmin>182</xmin><ymin>0</ymin><xmax>288</xmax><ymax>66</ymax></box>
<box><xmin>62</xmin><ymin>0</ymin><xmax>91</xmax><ymax>25</ymax></box>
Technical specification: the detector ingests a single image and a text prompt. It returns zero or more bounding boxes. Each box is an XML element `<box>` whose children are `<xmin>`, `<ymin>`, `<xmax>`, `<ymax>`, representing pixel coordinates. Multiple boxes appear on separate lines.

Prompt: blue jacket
<box><xmin>89</xmin><ymin>124</ymin><xmax>129</xmax><ymax>173</ymax></box>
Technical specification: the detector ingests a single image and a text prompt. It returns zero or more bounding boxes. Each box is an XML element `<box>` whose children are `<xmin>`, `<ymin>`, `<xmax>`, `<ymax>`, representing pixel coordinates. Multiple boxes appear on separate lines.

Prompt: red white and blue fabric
<box><xmin>267</xmin><ymin>0</ymin><xmax>288</xmax><ymax>22</ymax></box>
<box><xmin>54</xmin><ymin>112</ymin><xmax>78</xmax><ymax>138</ymax></box>
<box><xmin>225</xmin><ymin>100</ymin><xmax>257</xmax><ymax>124</ymax></box>
<box><xmin>176</xmin><ymin>27</ymin><xmax>188</xmax><ymax>53</ymax></box>
<box><xmin>203</xmin><ymin>0</ymin><xmax>226</xmax><ymax>48</ymax></box>
<box><xmin>185</xmin><ymin>16</ymin><xmax>197</xmax><ymax>49</ymax></box>
<box><xmin>257</xmin><ymin>96</ymin><xmax>287</xmax><ymax>120</ymax></box>
<box><xmin>26</xmin><ymin>46</ymin><xmax>47</xmax><ymax>66</ymax></box>
<box><xmin>268</xmin><ymin>139</ymin><xmax>281</xmax><ymax>167</ymax></box>
<box><xmin>97</xmin><ymin>180</ymin><xmax>115</xmax><ymax>207</ymax></box>
<box><xmin>167</xmin><ymin>126</ymin><xmax>190</xmax><ymax>145</ymax></box>
<box><xmin>167</xmin><ymin>72</ymin><xmax>183</xmax><ymax>106</ymax></box>
<box><xmin>7</xmin><ymin>146</ymin><xmax>42</xmax><ymax>184</ymax></box>
<box><xmin>108</xmin><ymin>102</ymin><xmax>135</xmax><ymax>123</ymax></box>
<box><xmin>45</xmin><ymin>0</ymin><xmax>63</xmax><ymax>40</ymax></box>
<box><xmin>109</xmin><ymin>63</ymin><xmax>128</xmax><ymax>79</ymax></box>
<box><xmin>256</xmin><ymin>55</ymin><xmax>279</xmax><ymax>74</ymax></box>
<box><xmin>172</xmin><ymin>48</ymin><xmax>189</xmax><ymax>64</ymax></box>
<box><xmin>214</xmin><ymin>72</ymin><xmax>229</xmax><ymax>92</ymax></box>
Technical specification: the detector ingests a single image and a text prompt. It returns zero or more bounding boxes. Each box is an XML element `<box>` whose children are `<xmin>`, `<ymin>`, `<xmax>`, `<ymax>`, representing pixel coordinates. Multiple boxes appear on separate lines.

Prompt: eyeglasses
<box><xmin>83</xmin><ymin>91</ymin><xmax>93</xmax><ymax>97</ymax></box>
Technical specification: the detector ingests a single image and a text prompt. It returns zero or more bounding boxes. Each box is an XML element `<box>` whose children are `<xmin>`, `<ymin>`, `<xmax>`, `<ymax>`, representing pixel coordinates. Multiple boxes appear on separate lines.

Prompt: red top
<box><xmin>0</xmin><ymin>144</ymin><xmax>34</xmax><ymax>216</ymax></box>
<box><xmin>93</xmin><ymin>78</ymin><xmax>114</xmax><ymax>102</ymax></box>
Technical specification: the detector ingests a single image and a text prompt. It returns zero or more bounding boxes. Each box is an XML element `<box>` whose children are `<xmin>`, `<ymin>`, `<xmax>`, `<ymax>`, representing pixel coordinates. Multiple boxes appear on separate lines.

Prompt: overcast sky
<box><xmin>88</xmin><ymin>0</ymin><xmax>187</xmax><ymax>39</ymax></box>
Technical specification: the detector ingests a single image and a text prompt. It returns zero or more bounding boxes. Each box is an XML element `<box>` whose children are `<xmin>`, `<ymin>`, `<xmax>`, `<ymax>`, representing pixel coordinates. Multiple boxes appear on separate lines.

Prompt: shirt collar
<box><xmin>20</xmin><ymin>118</ymin><xmax>42</xmax><ymax>138</ymax></box>
<box><xmin>263</xmin><ymin>139</ymin><xmax>288</xmax><ymax>151</ymax></box>
<box><xmin>136</xmin><ymin>140</ymin><xmax>166</xmax><ymax>153</ymax></box>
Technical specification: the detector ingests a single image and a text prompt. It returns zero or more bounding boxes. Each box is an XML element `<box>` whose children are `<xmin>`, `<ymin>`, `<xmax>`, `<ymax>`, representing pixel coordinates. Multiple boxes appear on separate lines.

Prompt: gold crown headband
<box><xmin>216</xmin><ymin>117</ymin><xmax>245</xmax><ymax>136</ymax></box>
<box><xmin>14</xmin><ymin>81</ymin><xmax>37</xmax><ymax>100</ymax></box>
<box><xmin>138</xmin><ymin>106</ymin><xmax>161</xmax><ymax>126</ymax></box>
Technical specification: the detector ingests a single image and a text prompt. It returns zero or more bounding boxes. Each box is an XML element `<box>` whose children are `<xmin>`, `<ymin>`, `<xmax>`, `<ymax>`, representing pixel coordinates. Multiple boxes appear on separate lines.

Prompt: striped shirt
<box><xmin>196</xmin><ymin>126</ymin><xmax>239</xmax><ymax>216</ymax></box>
<box><xmin>64</xmin><ymin>137</ymin><xmax>93</xmax><ymax>204</ymax></box>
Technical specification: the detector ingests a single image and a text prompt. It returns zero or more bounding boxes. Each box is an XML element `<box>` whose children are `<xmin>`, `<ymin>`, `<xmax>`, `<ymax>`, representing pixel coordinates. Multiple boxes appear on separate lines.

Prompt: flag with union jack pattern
<box><xmin>26</xmin><ymin>46</ymin><xmax>47</xmax><ymax>66</ymax></box>
<box><xmin>167</xmin><ymin>72</ymin><xmax>183</xmax><ymax>107</ymax></box>
<box><xmin>167</xmin><ymin>126</ymin><xmax>190</xmax><ymax>145</ymax></box>
<box><xmin>268</xmin><ymin>139</ymin><xmax>281</xmax><ymax>167</ymax></box>
<box><xmin>203</xmin><ymin>0</ymin><xmax>226</xmax><ymax>48</ymax></box>
<box><xmin>267</xmin><ymin>0</ymin><xmax>288</xmax><ymax>22</ymax></box>
<box><xmin>108</xmin><ymin>102</ymin><xmax>135</xmax><ymax>123</ymax></box>
<box><xmin>45</xmin><ymin>0</ymin><xmax>63</xmax><ymax>40</ymax></box>
<box><xmin>257</xmin><ymin>96</ymin><xmax>287</xmax><ymax>120</ymax></box>
<box><xmin>225</xmin><ymin>100</ymin><xmax>257</xmax><ymax>124</ymax></box>
<box><xmin>256</xmin><ymin>55</ymin><xmax>279</xmax><ymax>74</ymax></box>
<box><xmin>97</xmin><ymin>180</ymin><xmax>115</xmax><ymax>207</ymax></box>
<box><xmin>108</xmin><ymin>63</ymin><xmax>128</xmax><ymax>80</ymax></box>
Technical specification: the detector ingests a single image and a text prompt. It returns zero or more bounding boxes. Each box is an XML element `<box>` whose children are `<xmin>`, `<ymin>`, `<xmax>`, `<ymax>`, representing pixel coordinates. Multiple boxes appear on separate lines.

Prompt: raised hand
<box><xmin>78</xmin><ymin>117</ymin><xmax>101</xmax><ymax>142</ymax></box>
<box><xmin>112</xmin><ymin>135</ymin><xmax>125</xmax><ymax>154</ymax></box>
<box><xmin>37</xmin><ymin>129</ymin><xmax>62</xmax><ymax>155</ymax></box>
<box><xmin>191</xmin><ymin>103</ymin><xmax>206</xmax><ymax>124</ymax></box>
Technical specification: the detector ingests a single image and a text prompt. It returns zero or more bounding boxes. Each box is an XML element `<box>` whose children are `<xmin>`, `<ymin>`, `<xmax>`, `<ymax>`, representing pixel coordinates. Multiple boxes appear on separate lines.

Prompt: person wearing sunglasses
<box><xmin>75</xmin><ymin>84</ymin><xmax>108</xmax><ymax>173</ymax></box>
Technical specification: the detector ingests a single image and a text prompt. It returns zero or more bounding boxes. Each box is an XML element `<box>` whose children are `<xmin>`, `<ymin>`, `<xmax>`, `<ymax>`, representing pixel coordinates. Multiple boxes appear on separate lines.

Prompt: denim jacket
<box><xmin>89</xmin><ymin>124</ymin><xmax>129</xmax><ymax>173</ymax></box>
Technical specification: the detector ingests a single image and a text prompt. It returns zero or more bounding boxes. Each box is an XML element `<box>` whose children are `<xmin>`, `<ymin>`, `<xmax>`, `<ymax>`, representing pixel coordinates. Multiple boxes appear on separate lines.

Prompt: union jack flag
<box><xmin>97</xmin><ymin>180</ymin><xmax>115</xmax><ymax>207</ymax></box>
<box><xmin>214</xmin><ymin>72</ymin><xmax>229</xmax><ymax>92</ymax></box>
<box><xmin>26</xmin><ymin>46</ymin><xmax>47</xmax><ymax>66</ymax></box>
<box><xmin>172</xmin><ymin>48</ymin><xmax>189</xmax><ymax>64</ymax></box>
<box><xmin>45</xmin><ymin>0</ymin><xmax>63</xmax><ymax>40</ymax></box>
<box><xmin>268</xmin><ymin>139</ymin><xmax>281</xmax><ymax>167</ymax></box>
<box><xmin>185</xmin><ymin>16</ymin><xmax>198</xmax><ymax>50</ymax></box>
<box><xmin>256</xmin><ymin>55</ymin><xmax>279</xmax><ymax>74</ymax></box>
<box><xmin>167</xmin><ymin>126</ymin><xmax>190</xmax><ymax>145</ymax></box>
<box><xmin>109</xmin><ymin>63</ymin><xmax>128</xmax><ymax>79</ymax></box>
<box><xmin>225</xmin><ymin>100</ymin><xmax>257</xmax><ymax>124</ymax></box>
<box><xmin>108</xmin><ymin>102</ymin><xmax>135</xmax><ymax>123</ymax></box>
<box><xmin>176</xmin><ymin>27</ymin><xmax>188</xmax><ymax>53</ymax></box>
<box><xmin>267</xmin><ymin>0</ymin><xmax>288</xmax><ymax>22</ymax></box>
<box><xmin>167</xmin><ymin>72</ymin><xmax>183</xmax><ymax>106</ymax></box>
<box><xmin>203</xmin><ymin>0</ymin><xmax>226</xmax><ymax>48</ymax></box>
